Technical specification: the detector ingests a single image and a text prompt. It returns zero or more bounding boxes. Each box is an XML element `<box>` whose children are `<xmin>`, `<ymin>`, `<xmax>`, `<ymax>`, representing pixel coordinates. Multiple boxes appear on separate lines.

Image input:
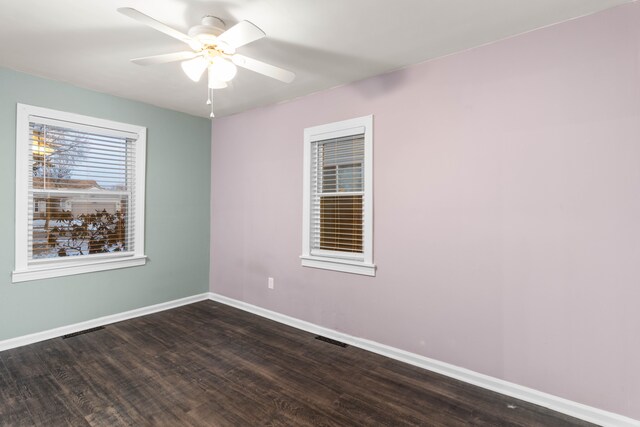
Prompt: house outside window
<box><xmin>301</xmin><ymin>115</ymin><xmax>375</xmax><ymax>276</ymax></box>
<box><xmin>13</xmin><ymin>104</ymin><xmax>147</xmax><ymax>282</ymax></box>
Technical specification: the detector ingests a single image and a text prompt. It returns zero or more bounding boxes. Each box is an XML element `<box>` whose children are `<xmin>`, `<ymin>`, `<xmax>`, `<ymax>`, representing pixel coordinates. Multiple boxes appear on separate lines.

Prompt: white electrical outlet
<box><xmin>268</xmin><ymin>277</ymin><xmax>274</xmax><ymax>289</ymax></box>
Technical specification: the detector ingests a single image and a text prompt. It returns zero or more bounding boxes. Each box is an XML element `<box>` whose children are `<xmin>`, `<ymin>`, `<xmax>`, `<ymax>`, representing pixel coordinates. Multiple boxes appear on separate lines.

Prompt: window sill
<box><xmin>300</xmin><ymin>255</ymin><xmax>376</xmax><ymax>276</ymax></box>
<box><xmin>12</xmin><ymin>255</ymin><xmax>147</xmax><ymax>283</ymax></box>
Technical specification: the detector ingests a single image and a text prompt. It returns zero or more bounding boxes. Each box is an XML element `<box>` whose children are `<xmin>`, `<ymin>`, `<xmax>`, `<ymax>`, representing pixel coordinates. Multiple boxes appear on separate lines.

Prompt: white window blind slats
<box><xmin>29</xmin><ymin>115</ymin><xmax>138</xmax><ymax>140</ymax></box>
<box><xmin>30</xmin><ymin>132</ymin><xmax>132</xmax><ymax>148</ymax></box>
<box><xmin>310</xmin><ymin>134</ymin><xmax>365</xmax><ymax>255</ymax></box>
<box><xmin>27</xmin><ymin>120</ymin><xmax>136</xmax><ymax>264</ymax></box>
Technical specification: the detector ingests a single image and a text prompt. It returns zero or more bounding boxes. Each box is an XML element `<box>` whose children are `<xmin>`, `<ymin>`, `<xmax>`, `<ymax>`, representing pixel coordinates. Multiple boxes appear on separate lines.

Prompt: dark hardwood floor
<box><xmin>0</xmin><ymin>300</ymin><xmax>593</xmax><ymax>426</ymax></box>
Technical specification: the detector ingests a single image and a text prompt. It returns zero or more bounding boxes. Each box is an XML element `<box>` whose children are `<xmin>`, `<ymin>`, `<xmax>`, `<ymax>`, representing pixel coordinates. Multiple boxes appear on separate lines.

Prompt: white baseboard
<box><xmin>1</xmin><ymin>291</ymin><xmax>636</xmax><ymax>426</ymax></box>
<box><xmin>208</xmin><ymin>292</ymin><xmax>639</xmax><ymax>427</ymax></box>
<box><xmin>0</xmin><ymin>293</ymin><xmax>210</xmax><ymax>352</ymax></box>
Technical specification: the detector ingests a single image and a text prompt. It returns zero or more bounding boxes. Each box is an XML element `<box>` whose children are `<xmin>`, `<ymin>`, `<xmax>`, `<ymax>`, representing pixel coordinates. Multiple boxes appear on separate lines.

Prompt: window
<box><xmin>13</xmin><ymin>104</ymin><xmax>147</xmax><ymax>282</ymax></box>
<box><xmin>301</xmin><ymin>115</ymin><xmax>375</xmax><ymax>276</ymax></box>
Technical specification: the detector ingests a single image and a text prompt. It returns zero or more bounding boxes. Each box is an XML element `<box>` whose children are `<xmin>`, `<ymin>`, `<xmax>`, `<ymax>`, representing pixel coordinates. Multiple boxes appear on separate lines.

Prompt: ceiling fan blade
<box><xmin>231</xmin><ymin>54</ymin><xmax>295</xmax><ymax>83</ymax></box>
<box><xmin>118</xmin><ymin>7</ymin><xmax>196</xmax><ymax>47</ymax></box>
<box><xmin>131</xmin><ymin>51</ymin><xmax>199</xmax><ymax>66</ymax></box>
<box><xmin>218</xmin><ymin>21</ymin><xmax>265</xmax><ymax>49</ymax></box>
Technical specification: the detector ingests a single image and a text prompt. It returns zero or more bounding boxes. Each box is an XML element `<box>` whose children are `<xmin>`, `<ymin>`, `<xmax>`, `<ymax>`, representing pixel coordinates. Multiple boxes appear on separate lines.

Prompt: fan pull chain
<box><xmin>208</xmin><ymin>88</ymin><xmax>214</xmax><ymax>118</ymax></box>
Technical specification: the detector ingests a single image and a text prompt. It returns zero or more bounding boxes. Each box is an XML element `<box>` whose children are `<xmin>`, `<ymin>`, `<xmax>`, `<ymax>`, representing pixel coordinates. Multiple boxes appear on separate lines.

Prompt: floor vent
<box><xmin>315</xmin><ymin>335</ymin><xmax>348</xmax><ymax>348</ymax></box>
<box><xmin>62</xmin><ymin>326</ymin><xmax>105</xmax><ymax>339</ymax></box>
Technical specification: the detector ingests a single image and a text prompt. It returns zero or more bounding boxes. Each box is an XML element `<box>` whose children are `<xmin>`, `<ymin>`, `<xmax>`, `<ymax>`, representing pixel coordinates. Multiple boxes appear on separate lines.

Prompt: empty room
<box><xmin>0</xmin><ymin>0</ymin><xmax>639</xmax><ymax>425</ymax></box>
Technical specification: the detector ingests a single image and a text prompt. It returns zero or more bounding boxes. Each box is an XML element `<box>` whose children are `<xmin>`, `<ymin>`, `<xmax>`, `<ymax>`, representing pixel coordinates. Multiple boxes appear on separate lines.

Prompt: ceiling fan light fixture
<box><xmin>209</xmin><ymin>56</ymin><xmax>237</xmax><ymax>82</ymax></box>
<box><xmin>181</xmin><ymin>56</ymin><xmax>207</xmax><ymax>82</ymax></box>
<box><xmin>118</xmin><ymin>8</ymin><xmax>294</xmax><ymax>119</ymax></box>
<box><xmin>208</xmin><ymin>80</ymin><xmax>227</xmax><ymax>89</ymax></box>
<box><xmin>208</xmin><ymin>68</ymin><xmax>228</xmax><ymax>89</ymax></box>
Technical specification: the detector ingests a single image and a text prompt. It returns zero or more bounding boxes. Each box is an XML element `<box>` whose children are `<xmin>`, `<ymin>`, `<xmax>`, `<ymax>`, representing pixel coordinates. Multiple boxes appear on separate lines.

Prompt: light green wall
<box><xmin>0</xmin><ymin>68</ymin><xmax>211</xmax><ymax>341</ymax></box>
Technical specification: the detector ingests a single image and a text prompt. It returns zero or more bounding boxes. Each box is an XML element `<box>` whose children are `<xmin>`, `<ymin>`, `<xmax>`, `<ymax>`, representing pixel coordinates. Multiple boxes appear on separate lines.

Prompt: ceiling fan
<box><xmin>117</xmin><ymin>7</ymin><xmax>295</xmax><ymax>117</ymax></box>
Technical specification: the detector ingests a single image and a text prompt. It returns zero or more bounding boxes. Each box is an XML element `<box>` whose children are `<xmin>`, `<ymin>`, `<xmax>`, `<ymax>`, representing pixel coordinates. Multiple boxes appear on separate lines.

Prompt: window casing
<box><xmin>13</xmin><ymin>104</ymin><xmax>147</xmax><ymax>282</ymax></box>
<box><xmin>301</xmin><ymin>115</ymin><xmax>375</xmax><ymax>276</ymax></box>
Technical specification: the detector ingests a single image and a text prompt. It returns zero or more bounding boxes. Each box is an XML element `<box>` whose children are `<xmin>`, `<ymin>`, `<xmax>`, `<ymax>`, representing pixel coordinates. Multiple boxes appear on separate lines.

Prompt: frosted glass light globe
<box><xmin>181</xmin><ymin>57</ymin><xmax>207</xmax><ymax>82</ymax></box>
<box><xmin>209</xmin><ymin>56</ymin><xmax>237</xmax><ymax>82</ymax></box>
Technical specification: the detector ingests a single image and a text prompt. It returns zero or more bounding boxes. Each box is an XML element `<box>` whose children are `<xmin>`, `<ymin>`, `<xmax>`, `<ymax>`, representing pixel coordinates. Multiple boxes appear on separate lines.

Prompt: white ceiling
<box><xmin>0</xmin><ymin>0</ymin><xmax>633</xmax><ymax>118</ymax></box>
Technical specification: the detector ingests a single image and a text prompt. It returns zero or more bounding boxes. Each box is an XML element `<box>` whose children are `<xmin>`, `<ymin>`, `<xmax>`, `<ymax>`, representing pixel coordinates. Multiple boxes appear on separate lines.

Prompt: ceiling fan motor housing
<box><xmin>188</xmin><ymin>16</ymin><xmax>226</xmax><ymax>45</ymax></box>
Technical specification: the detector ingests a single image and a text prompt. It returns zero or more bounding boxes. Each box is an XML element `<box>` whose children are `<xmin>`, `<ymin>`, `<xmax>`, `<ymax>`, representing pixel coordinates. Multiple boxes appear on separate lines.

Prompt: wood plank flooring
<box><xmin>0</xmin><ymin>300</ymin><xmax>594</xmax><ymax>426</ymax></box>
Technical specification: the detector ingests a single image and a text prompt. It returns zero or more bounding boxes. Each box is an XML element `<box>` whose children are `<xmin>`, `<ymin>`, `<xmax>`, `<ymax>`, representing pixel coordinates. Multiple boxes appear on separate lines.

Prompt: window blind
<box><xmin>310</xmin><ymin>134</ymin><xmax>365</xmax><ymax>254</ymax></box>
<box><xmin>27</xmin><ymin>118</ymin><xmax>137</xmax><ymax>263</ymax></box>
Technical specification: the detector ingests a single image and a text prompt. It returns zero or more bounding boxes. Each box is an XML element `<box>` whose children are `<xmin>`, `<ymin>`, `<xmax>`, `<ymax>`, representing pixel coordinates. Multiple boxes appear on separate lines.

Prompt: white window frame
<box><xmin>12</xmin><ymin>103</ymin><xmax>147</xmax><ymax>283</ymax></box>
<box><xmin>301</xmin><ymin>115</ymin><xmax>375</xmax><ymax>276</ymax></box>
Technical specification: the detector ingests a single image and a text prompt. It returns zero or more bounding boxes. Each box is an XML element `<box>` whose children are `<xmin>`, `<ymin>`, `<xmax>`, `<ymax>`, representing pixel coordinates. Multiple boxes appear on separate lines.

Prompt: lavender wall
<box><xmin>211</xmin><ymin>3</ymin><xmax>640</xmax><ymax>419</ymax></box>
